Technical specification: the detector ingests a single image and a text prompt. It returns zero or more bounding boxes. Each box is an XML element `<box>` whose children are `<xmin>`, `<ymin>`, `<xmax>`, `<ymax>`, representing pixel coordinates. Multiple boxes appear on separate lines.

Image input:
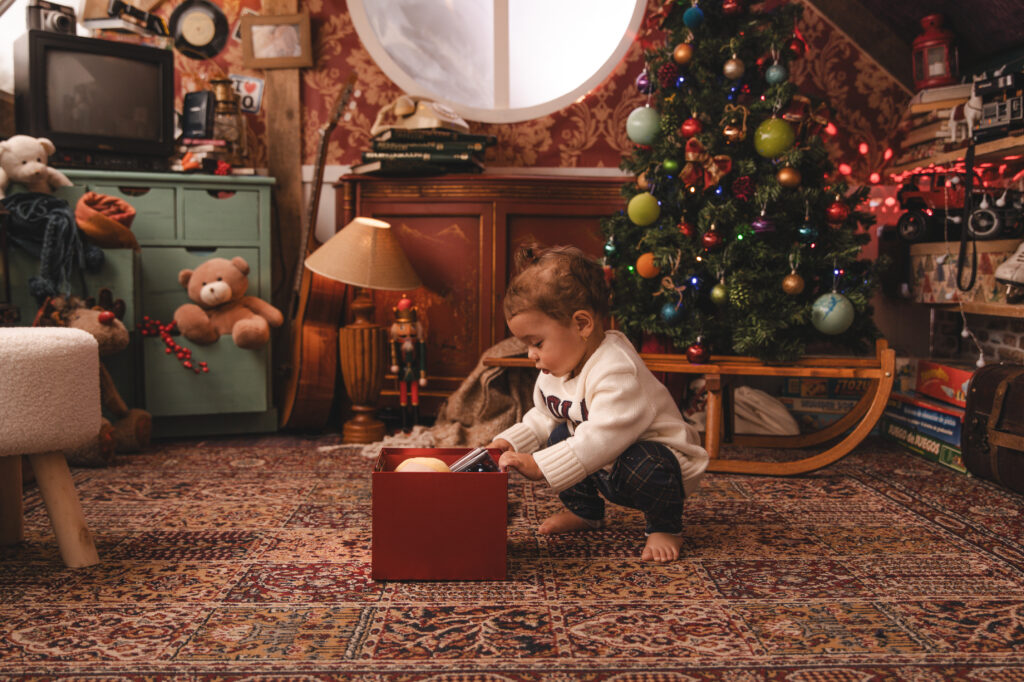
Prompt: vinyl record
<box><xmin>170</xmin><ymin>0</ymin><xmax>228</xmax><ymax>60</ymax></box>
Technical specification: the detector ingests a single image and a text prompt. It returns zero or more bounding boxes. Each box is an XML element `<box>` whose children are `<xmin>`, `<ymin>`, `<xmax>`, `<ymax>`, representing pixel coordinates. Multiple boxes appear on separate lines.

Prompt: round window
<box><xmin>348</xmin><ymin>0</ymin><xmax>646</xmax><ymax>123</ymax></box>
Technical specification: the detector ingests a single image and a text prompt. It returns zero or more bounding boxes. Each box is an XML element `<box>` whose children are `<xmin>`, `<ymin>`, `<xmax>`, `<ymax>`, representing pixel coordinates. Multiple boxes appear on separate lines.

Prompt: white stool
<box><xmin>0</xmin><ymin>327</ymin><xmax>101</xmax><ymax>568</ymax></box>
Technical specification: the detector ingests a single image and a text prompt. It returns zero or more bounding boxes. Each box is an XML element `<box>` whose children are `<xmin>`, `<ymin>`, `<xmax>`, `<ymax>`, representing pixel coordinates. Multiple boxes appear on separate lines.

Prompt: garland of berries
<box><xmin>137</xmin><ymin>317</ymin><xmax>209</xmax><ymax>374</ymax></box>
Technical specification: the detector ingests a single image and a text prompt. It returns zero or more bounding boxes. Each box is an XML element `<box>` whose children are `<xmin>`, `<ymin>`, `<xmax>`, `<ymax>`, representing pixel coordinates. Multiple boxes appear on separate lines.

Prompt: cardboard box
<box><xmin>909</xmin><ymin>238</ymin><xmax>1022</xmax><ymax>304</ymax></box>
<box><xmin>372</xmin><ymin>448</ymin><xmax>508</xmax><ymax>581</ymax></box>
<box><xmin>778</xmin><ymin>396</ymin><xmax>879</xmax><ymax>436</ymax></box>
<box><xmin>880</xmin><ymin>416</ymin><xmax>966</xmax><ymax>473</ymax></box>
<box><xmin>885</xmin><ymin>391</ymin><xmax>964</xmax><ymax>447</ymax></box>
<box><xmin>915</xmin><ymin>359</ymin><xmax>975</xmax><ymax>408</ymax></box>
<box><xmin>779</xmin><ymin>377</ymin><xmax>870</xmax><ymax>398</ymax></box>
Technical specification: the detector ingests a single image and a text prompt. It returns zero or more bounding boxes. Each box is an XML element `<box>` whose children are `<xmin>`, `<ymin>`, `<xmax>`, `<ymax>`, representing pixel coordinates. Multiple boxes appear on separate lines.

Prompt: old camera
<box><xmin>27</xmin><ymin>0</ymin><xmax>76</xmax><ymax>34</ymax></box>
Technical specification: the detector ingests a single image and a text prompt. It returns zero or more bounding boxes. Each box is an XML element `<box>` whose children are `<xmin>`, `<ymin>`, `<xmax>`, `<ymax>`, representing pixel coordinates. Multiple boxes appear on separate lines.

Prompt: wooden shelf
<box><xmin>939</xmin><ymin>301</ymin><xmax>1024</xmax><ymax>318</ymax></box>
<box><xmin>889</xmin><ymin>134</ymin><xmax>1024</xmax><ymax>176</ymax></box>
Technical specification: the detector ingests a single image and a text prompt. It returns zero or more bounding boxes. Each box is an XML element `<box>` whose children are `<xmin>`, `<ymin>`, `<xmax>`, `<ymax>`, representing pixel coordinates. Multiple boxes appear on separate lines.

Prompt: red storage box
<box><xmin>372</xmin><ymin>448</ymin><xmax>508</xmax><ymax>581</ymax></box>
<box><xmin>915</xmin><ymin>359</ymin><xmax>975</xmax><ymax>408</ymax></box>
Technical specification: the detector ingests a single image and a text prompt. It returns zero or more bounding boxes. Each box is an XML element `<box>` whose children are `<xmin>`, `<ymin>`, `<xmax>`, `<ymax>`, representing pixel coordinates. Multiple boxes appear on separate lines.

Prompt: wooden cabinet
<box><xmin>46</xmin><ymin>170</ymin><xmax>277</xmax><ymax>437</ymax></box>
<box><xmin>335</xmin><ymin>173</ymin><xmax>626</xmax><ymax>413</ymax></box>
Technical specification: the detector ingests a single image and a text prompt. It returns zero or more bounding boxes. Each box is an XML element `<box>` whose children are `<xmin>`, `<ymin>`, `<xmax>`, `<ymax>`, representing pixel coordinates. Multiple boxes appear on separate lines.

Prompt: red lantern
<box><xmin>912</xmin><ymin>14</ymin><xmax>958</xmax><ymax>91</ymax></box>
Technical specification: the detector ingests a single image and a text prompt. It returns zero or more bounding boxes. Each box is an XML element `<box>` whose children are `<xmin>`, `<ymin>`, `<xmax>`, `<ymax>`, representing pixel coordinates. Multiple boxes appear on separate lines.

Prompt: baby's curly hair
<box><xmin>503</xmin><ymin>244</ymin><xmax>610</xmax><ymax>323</ymax></box>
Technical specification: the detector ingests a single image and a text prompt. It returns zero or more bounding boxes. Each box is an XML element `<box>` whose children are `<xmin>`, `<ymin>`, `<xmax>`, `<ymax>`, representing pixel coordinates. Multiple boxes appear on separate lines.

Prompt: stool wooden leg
<box><xmin>0</xmin><ymin>457</ymin><xmax>24</xmax><ymax>545</ymax></box>
<box><xmin>28</xmin><ymin>451</ymin><xmax>98</xmax><ymax>568</ymax></box>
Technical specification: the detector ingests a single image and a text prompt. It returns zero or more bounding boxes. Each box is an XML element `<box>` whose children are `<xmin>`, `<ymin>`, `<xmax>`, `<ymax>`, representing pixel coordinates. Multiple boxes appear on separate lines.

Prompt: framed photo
<box><xmin>240</xmin><ymin>12</ymin><xmax>313</xmax><ymax>69</ymax></box>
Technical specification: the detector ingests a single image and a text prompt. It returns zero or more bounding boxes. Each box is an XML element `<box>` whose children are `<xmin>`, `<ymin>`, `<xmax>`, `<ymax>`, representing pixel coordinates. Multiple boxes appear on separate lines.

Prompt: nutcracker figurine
<box><xmin>389</xmin><ymin>295</ymin><xmax>427</xmax><ymax>431</ymax></box>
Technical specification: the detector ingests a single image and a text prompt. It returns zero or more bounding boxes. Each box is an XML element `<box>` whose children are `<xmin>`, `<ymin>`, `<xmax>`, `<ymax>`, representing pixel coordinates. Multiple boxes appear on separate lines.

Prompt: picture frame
<box><xmin>240</xmin><ymin>12</ymin><xmax>313</xmax><ymax>69</ymax></box>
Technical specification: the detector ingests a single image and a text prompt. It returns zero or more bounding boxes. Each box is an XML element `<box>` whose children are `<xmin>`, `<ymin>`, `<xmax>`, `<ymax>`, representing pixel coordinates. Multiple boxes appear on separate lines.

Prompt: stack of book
<box><xmin>172</xmin><ymin>137</ymin><xmax>229</xmax><ymax>172</ymax></box>
<box><xmin>894</xmin><ymin>82</ymin><xmax>973</xmax><ymax>167</ymax></box>
<box><xmin>352</xmin><ymin>128</ymin><xmax>496</xmax><ymax>176</ymax></box>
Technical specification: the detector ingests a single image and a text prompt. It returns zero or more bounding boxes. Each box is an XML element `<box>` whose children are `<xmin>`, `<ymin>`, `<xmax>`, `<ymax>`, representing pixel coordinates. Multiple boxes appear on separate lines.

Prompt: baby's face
<box><xmin>508</xmin><ymin>309</ymin><xmax>588</xmax><ymax>379</ymax></box>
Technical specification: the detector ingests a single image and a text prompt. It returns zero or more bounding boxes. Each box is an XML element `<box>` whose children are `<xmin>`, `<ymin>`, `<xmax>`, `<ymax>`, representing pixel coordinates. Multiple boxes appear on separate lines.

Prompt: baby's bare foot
<box><xmin>538</xmin><ymin>511</ymin><xmax>602</xmax><ymax>535</ymax></box>
<box><xmin>641</xmin><ymin>532</ymin><xmax>684</xmax><ymax>562</ymax></box>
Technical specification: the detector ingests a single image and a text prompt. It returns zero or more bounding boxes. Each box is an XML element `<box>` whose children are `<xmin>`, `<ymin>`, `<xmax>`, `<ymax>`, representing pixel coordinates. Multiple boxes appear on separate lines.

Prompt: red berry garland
<box><xmin>137</xmin><ymin>317</ymin><xmax>209</xmax><ymax>374</ymax></box>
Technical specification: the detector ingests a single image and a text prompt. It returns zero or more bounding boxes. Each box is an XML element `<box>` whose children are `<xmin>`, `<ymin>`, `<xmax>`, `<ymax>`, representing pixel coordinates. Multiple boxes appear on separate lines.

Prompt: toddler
<box><xmin>486</xmin><ymin>245</ymin><xmax>708</xmax><ymax>562</ymax></box>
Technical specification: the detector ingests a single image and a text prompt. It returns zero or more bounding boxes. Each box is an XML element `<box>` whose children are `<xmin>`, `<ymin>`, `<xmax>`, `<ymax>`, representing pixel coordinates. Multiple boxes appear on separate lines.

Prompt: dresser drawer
<box><xmin>8</xmin><ymin>247</ymin><xmax>139</xmax><ymax>327</ymax></box>
<box><xmin>182</xmin><ymin>188</ymin><xmax>261</xmax><ymax>242</ymax></box>
<box><xmin>92</xmin><ymin>184</ymin><xmax>178</xmax><ymax>242</ymax></box>
<box><xmin>142</xmin><ymin>337</ymin><xmax>269</xmax><ymax>416</ymax></box>
<box><xmin>139</xmin><ymin>246</ymin><xmax>260</xmax><ymax>322</ymax></box>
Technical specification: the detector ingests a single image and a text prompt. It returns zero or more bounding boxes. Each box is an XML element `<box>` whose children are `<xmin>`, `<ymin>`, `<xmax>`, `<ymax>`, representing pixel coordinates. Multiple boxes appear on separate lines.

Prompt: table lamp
<box><xmin>305</xmin><ymin>217</ymin><xmax>421</xmax><ymax>442</ymax></box>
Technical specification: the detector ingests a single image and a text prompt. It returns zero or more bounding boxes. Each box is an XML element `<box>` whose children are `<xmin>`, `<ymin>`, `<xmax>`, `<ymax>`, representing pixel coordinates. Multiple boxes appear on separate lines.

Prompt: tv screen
<box><xmin>46</xmin><ymin>50</ymin><xmax>163</xmax><ymax>141</ymax></box>
<box><xmin>15</xmin><ymin>31</ymin><xmax>175</xmax><ymax>170</ymax></box>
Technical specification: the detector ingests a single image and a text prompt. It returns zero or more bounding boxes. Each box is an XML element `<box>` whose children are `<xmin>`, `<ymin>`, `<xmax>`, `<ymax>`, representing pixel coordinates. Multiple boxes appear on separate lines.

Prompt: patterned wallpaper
<box><xmin>158</xmin><ymin>0</ymin><xmax>911</xmax><ymax>182</ymax></box>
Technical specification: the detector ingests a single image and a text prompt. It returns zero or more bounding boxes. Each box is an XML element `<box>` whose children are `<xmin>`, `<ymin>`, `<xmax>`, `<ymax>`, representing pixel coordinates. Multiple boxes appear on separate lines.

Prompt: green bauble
<box><xmin>811</xmin><ymin>292</ymin><xmax>855</xmax><ymax>335</ymax></box>
<box><xmin>710</xmin><ymin>283</ymin><xmax>728</xmax><ymax>305</ymax></box>
<box><xmin>627</xmin><ymin>192</ymin><xmax>661</xmax><ymax>226</ymax></box>
<box><xmin>626</xmin><ymin>106</ymin><xmax>660</xmax><ymax>145</ymax></box>
<box><xmin>754</xmin><ymin>118</ymin><xmax>796</xmax><ymax>158</ymax></box>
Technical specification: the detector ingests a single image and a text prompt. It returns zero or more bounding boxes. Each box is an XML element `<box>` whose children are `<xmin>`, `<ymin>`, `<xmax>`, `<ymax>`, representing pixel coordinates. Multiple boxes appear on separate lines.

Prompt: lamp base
<box><xmin>342</xmin><ymin>406</ymin><xmax>387</xmax><ymax>443</ymax></box>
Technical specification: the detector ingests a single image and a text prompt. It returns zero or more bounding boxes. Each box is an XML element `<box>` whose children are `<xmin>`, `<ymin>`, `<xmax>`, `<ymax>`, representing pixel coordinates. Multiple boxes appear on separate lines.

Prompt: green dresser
<box><xmin>15</xmin><ymin>170</ymin><xmax>279</xmax><ymax>437</ymax></box>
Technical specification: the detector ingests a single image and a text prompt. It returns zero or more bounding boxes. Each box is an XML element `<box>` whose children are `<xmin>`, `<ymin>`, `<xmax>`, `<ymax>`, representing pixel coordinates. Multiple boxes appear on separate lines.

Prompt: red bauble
<box><xmin>721</xmin><ymin>0</ymin><xmax>742</xmax><ymax>15</ymax></box>
<box><xmin>826</xmin><ymin>201</ymin><xmax>850</xmax><ymax>224</ymax></box>
<box><xmin>678</xmin><ymin>220</ymin><xmax>696</xmax><ymax>238</ymax></box>
<box><xmin>787</xmin><ymin>37</ymin><xmax>807</xmax><ymax>58</ymax></box>
<box><xmin>680</xmin><ymin>117</ymin><xmax>702</xmax><ymax>138</ymax></box>
<box><xmin>702</xmin><ymin>231</ymin><xmax>723</xmax><ymax>251</ymax></box>
<box><xmin>686</xmin><ymin>341</ymin><xmax>711</xmax><ymax>364</ymax></box>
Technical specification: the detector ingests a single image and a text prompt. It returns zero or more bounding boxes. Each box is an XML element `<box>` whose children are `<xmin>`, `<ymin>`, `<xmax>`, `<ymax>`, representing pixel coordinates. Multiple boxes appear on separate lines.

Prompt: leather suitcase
<box><xmin>963</xmin><ymin>363</ymin><xmax>1024</xmax><ymax>493</ymax></box>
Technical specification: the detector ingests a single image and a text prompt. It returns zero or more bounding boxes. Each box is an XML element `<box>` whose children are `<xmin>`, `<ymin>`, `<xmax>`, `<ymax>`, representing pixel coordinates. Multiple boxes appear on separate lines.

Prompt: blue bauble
<box><xmin>683</xmin><ymin>5</ymin><xmax>705</xmax><ymax>29</ymax></box>
<box><xmin>604</xmin><ymin>239</ymin><xmax>617</xmax><ymax>257</ymax></box>
<box><xmin>811</xmin><ymin>292</ymin><xmax>855</xmax><ymax>335</ymax></box>
<box><xmin>661</xmin><ymin>302</ymin><xmax>684</xmax><ymax>324</ymax></box>
<box><xmin>765</xmin><ymin>63</ymin><xmax>788</xmax><ymax>85</ymax></box>
<box><xmin>797</xmin><ymin>222</ymin><xmax>818</xmax><ymax>243</ymax></box>
<box><xmin>626</xmin><ymin>106</ymin><xmax>660</xmax><ymax>145</ymax></box>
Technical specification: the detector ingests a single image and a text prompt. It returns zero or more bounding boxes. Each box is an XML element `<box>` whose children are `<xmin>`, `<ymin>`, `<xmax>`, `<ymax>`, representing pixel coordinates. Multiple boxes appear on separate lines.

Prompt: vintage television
<box><xmin>14</xmin><ymin>30</ymin><xmax>175</xmax><ymax>171</ymax></box>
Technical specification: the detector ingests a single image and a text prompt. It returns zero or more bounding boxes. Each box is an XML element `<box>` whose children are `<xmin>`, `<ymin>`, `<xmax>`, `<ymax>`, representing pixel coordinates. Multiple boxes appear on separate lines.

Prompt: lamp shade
<box><xmin>305</xmin><ymin>217</ymin><xmax>421</xmax><ymax>291</ymax></box>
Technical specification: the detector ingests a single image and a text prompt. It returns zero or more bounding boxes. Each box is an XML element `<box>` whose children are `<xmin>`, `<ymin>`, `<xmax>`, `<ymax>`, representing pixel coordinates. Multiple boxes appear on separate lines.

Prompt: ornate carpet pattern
<box><xmin>2</xmin><ymin>435</ymin><xmax>1024</xmax><ymax>680</ymax></box>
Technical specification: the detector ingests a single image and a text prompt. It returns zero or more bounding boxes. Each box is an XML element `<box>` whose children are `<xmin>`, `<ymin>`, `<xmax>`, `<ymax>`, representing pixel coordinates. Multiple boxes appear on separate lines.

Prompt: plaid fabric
<box><xmin>548</xmin><ymin>423</ymin><xmax>686</xmax><ymax>534</ymax></box>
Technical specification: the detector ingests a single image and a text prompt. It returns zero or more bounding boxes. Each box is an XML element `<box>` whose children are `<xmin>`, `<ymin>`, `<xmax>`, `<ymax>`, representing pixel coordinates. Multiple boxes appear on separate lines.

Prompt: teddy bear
<box><xmin>0</xmin><ymin>134</ymin><xmax>73</xmax><ymax>199</ymax></box>
<box><xmin>173</xmin><ymin>256</ymin><xmax>283</xmax><ymax>349</ymax></box>
<box><xmin>34</xmin><ymin>291</ymin><xmax>152</xmax><ymax>465</ymax></box>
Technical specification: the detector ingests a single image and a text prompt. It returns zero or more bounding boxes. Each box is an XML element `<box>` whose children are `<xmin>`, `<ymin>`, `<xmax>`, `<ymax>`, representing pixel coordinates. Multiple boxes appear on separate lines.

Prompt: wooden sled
<box><xmin>484</xmin><ymin>339</ymin><xmax>896</xmax><ymax>476</ymax></box>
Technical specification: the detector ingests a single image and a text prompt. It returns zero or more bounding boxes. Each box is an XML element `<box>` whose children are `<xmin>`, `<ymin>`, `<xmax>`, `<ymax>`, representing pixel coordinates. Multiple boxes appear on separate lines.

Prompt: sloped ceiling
<box><xmin>809</xmin><ymin>0</ymin><xmax>1024</xmax><ymax>91</ymax></box>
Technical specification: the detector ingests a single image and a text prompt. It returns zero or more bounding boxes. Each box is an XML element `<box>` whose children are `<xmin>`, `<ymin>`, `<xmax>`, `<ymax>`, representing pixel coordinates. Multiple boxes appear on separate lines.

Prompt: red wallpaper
<box><xmin>159</xmin><ymin>0</ymin><xmax>910</xmax><ymax>182</ymax></box>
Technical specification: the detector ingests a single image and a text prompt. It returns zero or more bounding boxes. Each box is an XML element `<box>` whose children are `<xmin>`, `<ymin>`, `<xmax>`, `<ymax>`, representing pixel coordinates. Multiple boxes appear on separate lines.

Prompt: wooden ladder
<box><xmin>484</xmin><ymin>338</ymin><xmax>896</xmax><ymax>476</ymax></box>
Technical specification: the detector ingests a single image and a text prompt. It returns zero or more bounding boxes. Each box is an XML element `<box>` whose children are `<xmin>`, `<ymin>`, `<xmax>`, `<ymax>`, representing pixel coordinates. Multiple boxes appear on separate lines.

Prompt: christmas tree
<box><xmin>602</xmin><ymin>0</ymin><xmax>884</xmax><ymax>363</ymax></box>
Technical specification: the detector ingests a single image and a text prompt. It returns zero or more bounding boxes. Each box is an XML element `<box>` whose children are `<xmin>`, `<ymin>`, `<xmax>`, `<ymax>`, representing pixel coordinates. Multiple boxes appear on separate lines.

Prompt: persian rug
<box><xmin>2</xmin><ymin>434</ymin><xmax>1023</xmax><ymax>680</ymax></box>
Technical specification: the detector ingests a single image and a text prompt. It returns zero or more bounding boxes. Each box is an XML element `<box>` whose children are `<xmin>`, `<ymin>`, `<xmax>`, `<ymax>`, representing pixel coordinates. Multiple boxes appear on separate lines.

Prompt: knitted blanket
<box><xmin>2</xmin><ymin>192</ymin><xmax>104</xmax><ymax>303</ymax></box>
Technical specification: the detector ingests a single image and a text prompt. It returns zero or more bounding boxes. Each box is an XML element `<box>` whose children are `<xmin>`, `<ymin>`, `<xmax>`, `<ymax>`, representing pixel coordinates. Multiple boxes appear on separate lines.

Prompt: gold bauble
<box><xmin>777</xmin><ymin>166</ymin><xmax>802</xmax><ymax>188</ymax></box>
<box><xmin>673</xmin><ymin>43</ymin><xmax>693</xmax><ymax>66</ymax></box>
<box><xmin>723</xmin><ymin>57</ymin><xmax>746</xmax><ymax>80</ymax></box>
<box><xmin>636</xmin><ymin>252</ymin><xmax>660</xmax><ymax>279</ymax></box>
<box><xmin>637</xmin><ymin>172</ymin><xmax>650</xmax><ymax>190</ymax></box>
<box><xmin>782</xmin><ymin>272</ymin><xmax>805</xmax><ymax>295</ymax></box>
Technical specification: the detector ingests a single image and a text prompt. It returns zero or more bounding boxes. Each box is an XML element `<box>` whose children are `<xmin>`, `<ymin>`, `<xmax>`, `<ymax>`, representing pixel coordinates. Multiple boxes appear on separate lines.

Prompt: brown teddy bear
<box><xmin>173</xmin><ymin>256</ymin><xmax>283</xmax><ymax>349</ymax></box>
<box><xmin>34</xmin><ymin>291</ymin><xmax>152</xmax><ymax>465</ymax></box>
<box><xmin>0</xmin><ymin>134</ymin><xmax>74</xmax><ymax>199</ymax></box>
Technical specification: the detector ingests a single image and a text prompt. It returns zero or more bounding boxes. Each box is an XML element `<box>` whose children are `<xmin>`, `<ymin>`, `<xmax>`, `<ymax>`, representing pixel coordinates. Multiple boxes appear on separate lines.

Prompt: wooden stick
<box><xmin>28</xmin><ymin>451</ymin><xmax>98</xmax><ymax>568</ymax></box>
<box><xmin>0</xmin><ymin>457</ymin><xmax>23</xmax><ymax>545</ymax></box>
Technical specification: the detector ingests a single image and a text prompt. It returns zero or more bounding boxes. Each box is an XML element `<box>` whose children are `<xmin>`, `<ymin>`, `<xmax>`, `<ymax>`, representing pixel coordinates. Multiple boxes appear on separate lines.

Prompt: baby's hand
<box><xmin>498</xmin><ymin>451</ymin><xmax>544</xmax><ymax>481</ymax></box>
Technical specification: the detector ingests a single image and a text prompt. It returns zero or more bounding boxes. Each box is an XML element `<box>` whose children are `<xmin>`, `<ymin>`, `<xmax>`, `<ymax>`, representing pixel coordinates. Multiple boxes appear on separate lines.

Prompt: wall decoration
<box><xmin>169</xmin><ymin>0</ymin><xmax>229</xmax><ymax>60</ymax></box>
<box><xmin>230</xmin><ymin>74</ymin><xmax>264</xmax><ymax>115</ymax></box>
<box><xmin>240</xmin><ymin>12</ymin><xmax>313</xmax><ymax>69</ymax></box>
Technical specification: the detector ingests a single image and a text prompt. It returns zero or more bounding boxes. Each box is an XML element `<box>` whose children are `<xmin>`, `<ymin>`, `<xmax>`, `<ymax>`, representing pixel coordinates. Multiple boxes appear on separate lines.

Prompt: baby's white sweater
<box><xmin>495</xmin><ymin>330</ymin><xmax>709</xmax><ymax>495</ymax></box>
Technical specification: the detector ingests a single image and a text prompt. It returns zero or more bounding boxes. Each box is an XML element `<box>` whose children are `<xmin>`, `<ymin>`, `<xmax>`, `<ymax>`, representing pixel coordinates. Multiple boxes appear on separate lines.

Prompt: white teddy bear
<box><xmin>0</xmin><ymin>135</ymin><xmax>74</xmax><ymax>199</ymax></box>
